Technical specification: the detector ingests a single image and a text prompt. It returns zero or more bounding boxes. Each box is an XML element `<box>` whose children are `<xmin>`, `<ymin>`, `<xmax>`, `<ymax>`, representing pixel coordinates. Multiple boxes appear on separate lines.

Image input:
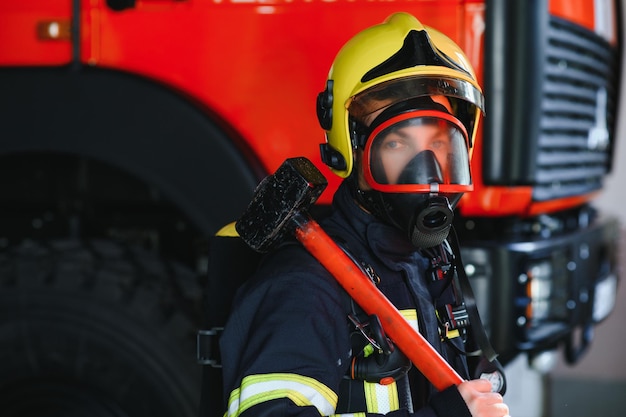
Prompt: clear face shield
<box><xmin>363</xmin><ymin>110</ymin><xmax>472</xmax><ymax>194</ymax></box>
<box><xmin>348</xmin><ymin>75</ymin><xmax>484</xmax><ymax>143</ymax></box>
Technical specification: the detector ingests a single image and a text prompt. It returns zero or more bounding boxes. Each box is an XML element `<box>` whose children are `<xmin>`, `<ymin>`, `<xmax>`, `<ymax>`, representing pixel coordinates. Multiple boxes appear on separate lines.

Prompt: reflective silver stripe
<box><xmin>227</xmin><ymin>373</ymin><xmax>337</xmax><ymax>416</ymax></box>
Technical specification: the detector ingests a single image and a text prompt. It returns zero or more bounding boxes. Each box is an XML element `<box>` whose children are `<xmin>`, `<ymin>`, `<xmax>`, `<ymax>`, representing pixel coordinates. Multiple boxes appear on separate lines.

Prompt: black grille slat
<box><xmin>537</xmin><ymin>151</ymin><xmax>609</xmax><ymax>165</ymax></box>
<box><xmin>536</xmin><ymin>166</ymin><xmax>607</xmax><ymax>183</ymax></box>
<box><xmin>544</xmin><ymin>64</ymin><xmax>609</xmax><ymax>90</ymax></box>
<box><xmin>533</xmin><ymin>182</ymin><xmax>603</xmax><ymax>201</ymax></box>
<box><xmin>541</xmin><ymin>98</ymin><xmax>595</xmax><ymax>119</ymax></box>
<box><xmin>538</xmin><ymin>133</ymin><xmax>590</xmax><ymax>149</ymax></box>
<box><xmin>546</xmin><ymin>47</ymin><xmax>611</xmax><ymax>77</ymax></box>
<box><xmin>548</xmin><ymin>21</ymin><xmax>613</xmax><ymax>61</ymax></box>
<box><xmin>533</xmin><ymin>16</ymin><xmax>618</xmax><ymax>201</ymax></box>
<box><xmin>540</xmin><ymin>115</ymin><xmax>593</xmax><ymax>132</ymax></box>
<box><xmin>542</xmin><ymin>82</ymin><xmax>595</xmax><ymax>101</ymax></box>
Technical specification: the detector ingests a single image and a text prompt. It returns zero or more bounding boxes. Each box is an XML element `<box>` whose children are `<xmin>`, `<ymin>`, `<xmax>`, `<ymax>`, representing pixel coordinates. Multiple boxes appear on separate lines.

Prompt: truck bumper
<box><xmin>459</xmin><ymin>213</ymin><xmax>620</xmax><ymax>364</ymax></box>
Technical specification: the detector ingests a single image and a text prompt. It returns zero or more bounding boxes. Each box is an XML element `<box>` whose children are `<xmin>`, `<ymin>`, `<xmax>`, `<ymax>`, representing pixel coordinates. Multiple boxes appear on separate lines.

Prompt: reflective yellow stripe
<box><xmin>388</xmin><ymin>382</ymin><xmax>399</xmax><ymax>410</ymax></box>
<box><xmin>400</xmin><ymin>309</ymin><xmax>418</xmax><ymax>332</ymax></box>
<box><xmin>227</xmin><ymin>373</ymin><xmax>337</xmax><ymax>416</ymax></box>
<box><xmin>330</xmin><ymin>414</ymin><xmax>366</xmax><ymax>417</ymax></box>
<box><xmin>364</xmin><ymin>382</ymin><xmax>378</xmax><ymax>412</ymax></box>
<box><xmin>364</xmin><ymin>381</ymin><xmax>399</xmax><ymax>413</ymax></box>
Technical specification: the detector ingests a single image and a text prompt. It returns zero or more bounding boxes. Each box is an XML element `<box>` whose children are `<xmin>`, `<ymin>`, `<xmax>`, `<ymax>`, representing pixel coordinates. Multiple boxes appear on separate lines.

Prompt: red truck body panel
<box><xmin>1</xmin><ymin>0</ymin><xmax>483</xmax><ymax>206</ymax></box>
<box><xmin>1</xmin><ymin>0</ymin><xmax>616</xmax><ymax>217</ymax></box>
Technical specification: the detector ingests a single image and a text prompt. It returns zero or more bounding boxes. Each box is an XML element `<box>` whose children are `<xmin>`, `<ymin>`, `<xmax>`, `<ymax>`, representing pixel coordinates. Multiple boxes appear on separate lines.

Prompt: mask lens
<box><xmin>366</xmin><ymin>111</ymin><xmax>470</xmax><ymax>191</ymax></box>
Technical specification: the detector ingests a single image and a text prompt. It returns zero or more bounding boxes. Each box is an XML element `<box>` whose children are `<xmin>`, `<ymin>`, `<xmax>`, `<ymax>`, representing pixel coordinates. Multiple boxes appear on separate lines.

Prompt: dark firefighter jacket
<box><xmin>220</xmin><ymin>181</ymin><xmax>473</xmax><ymax>417</ymax></box>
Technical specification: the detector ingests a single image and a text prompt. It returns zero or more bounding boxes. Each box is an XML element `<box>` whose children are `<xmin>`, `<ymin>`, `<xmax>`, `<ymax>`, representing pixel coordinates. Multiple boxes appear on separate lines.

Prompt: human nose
<box><xmin>397</xmin><ymin>150</ymin><xmax>444</xmax><ymax>185</ymax></box>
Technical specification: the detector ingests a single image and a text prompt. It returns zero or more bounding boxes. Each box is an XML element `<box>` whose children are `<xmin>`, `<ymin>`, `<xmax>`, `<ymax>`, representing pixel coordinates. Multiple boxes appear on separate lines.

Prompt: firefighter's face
<box><xmin>353</xmin><ymin>94</ymin><xmax>471</xmax><ymax>192</ymax></box>
<box><xmin>375</xmin><ymin>120</ymin><xmax>452</xmax><ymax>185</ymax></box>
<box><xmin>348</xmin><ymin>92</ymin><xmax>474</xmax><ymax>249</ymax></box>
<box><xmin>362</xmin><ymin>112</ymin><xmax>470</xmax><ymax>193</ymax></box>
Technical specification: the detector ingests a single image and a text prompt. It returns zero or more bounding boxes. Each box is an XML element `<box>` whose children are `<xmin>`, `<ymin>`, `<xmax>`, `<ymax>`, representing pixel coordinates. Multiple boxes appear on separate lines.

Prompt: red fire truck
<box><xmin>0</xmin><ymin>1</ymin><xmax>621</xmax><ymax>416</ymax></box>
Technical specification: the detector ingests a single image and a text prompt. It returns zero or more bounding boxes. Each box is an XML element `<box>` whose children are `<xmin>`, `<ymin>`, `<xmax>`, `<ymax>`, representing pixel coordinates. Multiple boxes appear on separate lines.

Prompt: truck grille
<box><xmin>534</xmin><ymin>17</ymin><xmax>619</xmax><ymax>201</ymax></box>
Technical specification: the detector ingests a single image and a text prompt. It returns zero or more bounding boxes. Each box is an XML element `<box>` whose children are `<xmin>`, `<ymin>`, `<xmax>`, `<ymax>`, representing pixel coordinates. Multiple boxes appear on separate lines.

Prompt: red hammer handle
<box><xmin>294</xmin><ymin>217</ymin><xmax>464</xmax><ymax>391</ymax></box>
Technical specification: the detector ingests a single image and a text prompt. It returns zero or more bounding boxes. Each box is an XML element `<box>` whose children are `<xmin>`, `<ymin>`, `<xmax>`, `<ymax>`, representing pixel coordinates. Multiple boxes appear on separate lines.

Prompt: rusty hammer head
<box><xmin>235</xmin><ymin>157</ymin><xmax>328</xmax><ymax>253</ymax></box>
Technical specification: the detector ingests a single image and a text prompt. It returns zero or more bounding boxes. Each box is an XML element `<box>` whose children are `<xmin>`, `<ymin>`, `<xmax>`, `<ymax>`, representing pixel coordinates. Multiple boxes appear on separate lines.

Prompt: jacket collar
<box><xmin>331</xmin><ymin>181</ymin><xmax>419</xmax><ymax>270</ymax></box>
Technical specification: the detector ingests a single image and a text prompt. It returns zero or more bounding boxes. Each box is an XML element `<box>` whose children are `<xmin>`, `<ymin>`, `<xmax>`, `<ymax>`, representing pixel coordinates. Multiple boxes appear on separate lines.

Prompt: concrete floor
<box><xmin>502</xmin><ymin>354</ymin><xmax>626</xmax><ymax>417</ymax></box>
<box><xmin>550</xmin><ymin>378</ymin><xmax>626</xmax><ymax>417</ymax></box>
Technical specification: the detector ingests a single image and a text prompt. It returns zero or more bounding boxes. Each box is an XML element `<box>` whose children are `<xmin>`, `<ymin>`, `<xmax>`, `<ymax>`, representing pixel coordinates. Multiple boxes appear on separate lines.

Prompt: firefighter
<box><xmin>220</xmin><ymin>12</ymin><xmax>510</xmax><ymax>417</ymax></box>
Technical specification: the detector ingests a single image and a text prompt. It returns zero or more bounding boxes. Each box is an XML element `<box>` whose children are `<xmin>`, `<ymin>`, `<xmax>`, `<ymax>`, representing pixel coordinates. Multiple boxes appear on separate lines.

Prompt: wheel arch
<box><xmin>0</xmin><ymin>66</ymin><xmax>264</xmax><ymax>236</ymax></box>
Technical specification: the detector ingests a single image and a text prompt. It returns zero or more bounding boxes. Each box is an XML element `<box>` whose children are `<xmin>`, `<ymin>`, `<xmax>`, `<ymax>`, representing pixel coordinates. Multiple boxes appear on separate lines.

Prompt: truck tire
<box><xmin>0</xmin><ymin>238</ymin><xmax>203</xmax><ymax>417</ymax></box>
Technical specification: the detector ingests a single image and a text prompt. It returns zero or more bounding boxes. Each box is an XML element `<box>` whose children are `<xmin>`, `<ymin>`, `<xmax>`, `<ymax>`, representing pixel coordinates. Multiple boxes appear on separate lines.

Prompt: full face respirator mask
<box><xmin>353</xmin><ymin>98</ymin><xmax>472</xmax><ymax>248</ymax></box>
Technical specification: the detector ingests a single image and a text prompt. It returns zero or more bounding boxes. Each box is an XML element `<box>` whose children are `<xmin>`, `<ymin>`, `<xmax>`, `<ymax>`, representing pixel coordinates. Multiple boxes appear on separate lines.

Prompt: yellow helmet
<box><xmin>317</xmin><ymin>12</ymin><xmax>485</xmax><ymax>179</ymax></box>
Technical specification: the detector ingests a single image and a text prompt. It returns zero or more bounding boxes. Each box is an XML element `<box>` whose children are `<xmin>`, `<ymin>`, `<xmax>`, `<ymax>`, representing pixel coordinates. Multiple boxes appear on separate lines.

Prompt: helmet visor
<box><xmin>363</xmin><ymin>110</ymin><xmax>472</xmax><ymax>193</ymax></box>
<box><xmin>349</xmin><ymin>76</ymin><xmax>483</xmax><ymax>147</ymax></box>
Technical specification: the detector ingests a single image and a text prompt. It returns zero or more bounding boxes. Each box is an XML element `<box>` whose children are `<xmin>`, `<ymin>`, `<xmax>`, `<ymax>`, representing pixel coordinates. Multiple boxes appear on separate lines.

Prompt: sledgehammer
<box><xmin>235</xmin><ymin>157</ymin><xmax>464</xmax><ymax>391</ymax></box>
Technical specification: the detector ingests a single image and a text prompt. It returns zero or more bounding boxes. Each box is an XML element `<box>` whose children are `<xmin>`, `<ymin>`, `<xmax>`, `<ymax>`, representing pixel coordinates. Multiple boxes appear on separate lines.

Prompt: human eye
<box><xmin>381</xmin><ymin>134</ymin><xmax>405</xmax><ymax>150</ymax></box>
<box><xmin>429</xmin><ymin>130</ymin><xmax>451</xmax><ymax>150</ymax></box>
<box><xmin>383</xmin><ymin>139</ymin><xmax>400</xmax><ymax>149</ymax></box>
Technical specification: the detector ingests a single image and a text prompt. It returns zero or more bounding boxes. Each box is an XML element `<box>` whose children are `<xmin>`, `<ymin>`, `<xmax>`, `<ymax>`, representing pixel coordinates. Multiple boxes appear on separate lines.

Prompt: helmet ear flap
<box><xmin>316</xmin><ymin>80</ymin><xmax>334</xmax><ymax>130</ymax></box>
<box><xmin>319</xmin><ymin>79</ymin><xmax>349</xmax><ymax>171</ymax></box>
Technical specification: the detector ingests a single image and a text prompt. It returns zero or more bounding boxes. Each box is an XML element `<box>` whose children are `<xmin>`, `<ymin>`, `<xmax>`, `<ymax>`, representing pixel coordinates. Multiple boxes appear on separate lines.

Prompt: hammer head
<box><xmin>235</xmin><ymin>157</ymin><xmax>328</xmax><ymax>253</ymax></box>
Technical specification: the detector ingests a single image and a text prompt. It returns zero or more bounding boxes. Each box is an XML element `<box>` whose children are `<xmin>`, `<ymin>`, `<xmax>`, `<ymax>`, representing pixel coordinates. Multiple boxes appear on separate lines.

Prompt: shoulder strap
<box><xmin>447</xmin><ymin>227</ymin><xmax>498</xmax><ymax>362</ymax></box>
<box><xmin>447</xmin><ymin>226</ymin><xmax>507</xmax><ymax>395</ymax></box>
